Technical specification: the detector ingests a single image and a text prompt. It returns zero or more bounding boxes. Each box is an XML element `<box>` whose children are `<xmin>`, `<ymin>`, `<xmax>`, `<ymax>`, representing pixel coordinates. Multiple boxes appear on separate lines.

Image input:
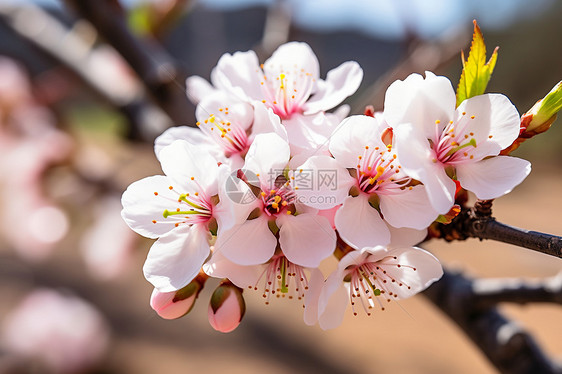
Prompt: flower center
<box><xmin>355</xmin><ymin>145</ymin><xmax>411</xmax><ymax>195</ymax></box>
<box><xmin>249</xmin><ymin>254</ymin><xmax>309</xmax><ymax>305</ymax></box>
<box><xmin>151</xmin><ymin>177</ymin><xmax>213</xmax><ymax>228</ymax></box>
<box><xmin>433</xmin><ymin>113</ymin><xmax>480</xmax><ymax>164</ymax></box>
<box><xmin>345</xmin><ymin>255</ymin><xmax>417</xmax><ymax>316</ymax></box>
<box><xmin>196</xmin><ymin>110</ymin><xmax>249</xmax><ymax>157</ymax></box>
<box><xmin>259</xmin><ymin>66</ymin><xmax>315</xmax><ymax>119</ymax></box>
<box><xmin>260</xmin><ymin>184</ymin><xmax>295</xmax><ymax>217</ymax></box>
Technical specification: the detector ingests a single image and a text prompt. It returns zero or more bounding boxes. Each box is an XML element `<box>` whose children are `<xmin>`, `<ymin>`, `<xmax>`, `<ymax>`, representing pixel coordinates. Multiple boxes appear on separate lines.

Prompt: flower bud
<box><xmin>150</xmin><ymin>276</ymin><xmax>205</xmax><ymax>319</ymax></box>
<box><xmin>208</xmin><ymin>281</ymin><xmax>245</xmax><ymax>333</ymax></box>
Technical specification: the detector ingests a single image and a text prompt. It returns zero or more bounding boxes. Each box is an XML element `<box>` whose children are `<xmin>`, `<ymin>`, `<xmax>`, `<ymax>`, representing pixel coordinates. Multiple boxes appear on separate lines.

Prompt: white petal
<box><xmin>264</xmin><ymin>42</ymin><xmax>319</xmax><ymax>81</ymax></box>
<box><xmin>380</xmin><ymin>185</ymin><xmax>439</xmax><ymax>230</ymax></box>
<box><xmin>318</xmin><ymin>277</ymin><xmax>349</xmax><ymax>330</ymax></box>
<box><xmin>214</xmin><ymin>165</ymin><xmax>261</xmax><ymax>233</ymax></box>
<box><xmin>387</xmin><ymin>224</ymin><xmax>428</xmax><ymax>247</ymax></box>
<box><xmin>457</xmin><ymin>93</ymin><xmax>520</xmax><ymax>150</ymax></box>
<box><xmin>456</xmin><ymin>156</ymin><xmax>531</xmax><ymax>200</ymax></box>
<box><xmin>121</xmin><ymin>175</ymin><xmax>184</xmax><ymax>239</ymax></box>
<box><xmin>154</xmin><ymin>126</ymin><xmax>218</xmax><ymax>162</ymax></box>
<box><xmin>211</xmin><ymin>50</ymin><xmax>262</xmax><ymax>101</ymax></box>
<box><xmin>215</xmin><ymin>215</ymin><xmax>276</xmax><ymax>266</ymax></box>
<box><xmin>304</xmin><ymin>61</ymin><xmax>363</xmax><ymax>114</ymax></box>
<box><xmin>243</xmin><ymin>132</ymin><xmax>290</xmax><ymax>186</ymax></box>
<box><xmin>303</xmin><ymin>268</ymin><xmax>324</xmax><ymax>326</ymax></box>
<box><xmin>196</xmin><ymin>92</ymin><xmax>254</xmax><ymax>131</ymax></box>
<box><xmin>283</xmin><ymin>112</ymin><xmax>334</xmax><ymax>151</ymax></box>
<box><xmin>248</xmin><ymin>101</ymin><xmax>288</xmax><ymax>142</ymax></box>
<box><xmin>329</xmin><ymin>115</ymin><xmax>388</xmax><ymax>168</ymax></box>
<box><xmin>372</xmin><ymin>246</ymin><xmax>443</xmax><ymax>299</ymax></box>
<box><xmin>159</xmin><ymin>140</ymin><xmax>220</xmax><ymax>195</ymax></box>
<box><xmin>203</xmin><ymin>251</ymin><xmax>260</xmax><ymax>288</ymax></box>
<box><xmin>143</xmin><ymin>224</ymin><xmax>210</xmax><ymax>292</ymax></box>
<box><xmin>277</xmin><ymin>213</ymin><xmax>335</xmax><ymax>268</ymax></box>
<box><xmin>384</xmin><ymin>72</ymin><xmax>455</xmax><ymax>141</ymax></box>
<box><xmin>185</xmin><ymin>75</ymin><xmax>215</xmax><ymax>105</ymax></box>
<box><xmin>394</xmin><ymin>123</ymin><xmax>456</xmax><ymax>214</ymax></box>
<box><xmin>335</xmin><ymin>195</ymin><xmax>390</xmax><ymax>249</ymax></box>
<box><xmin>294</xmin><ymin>155</ymin><xmax>355</xmax><ymax>209</ymax></box>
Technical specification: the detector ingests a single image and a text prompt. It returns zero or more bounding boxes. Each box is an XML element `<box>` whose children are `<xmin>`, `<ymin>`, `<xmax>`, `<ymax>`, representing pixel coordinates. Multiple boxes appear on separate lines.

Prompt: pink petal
<box><xmin>335</xmin><ymin>195</ymin><xmax>390</xmax><ymax>249</ymax></box>
<box><xmin>121</xmin><ymin>175</ymin><xmax>184</xmax><ymax>239</ymax></box>
<box><xmin>277</xmin><ymin>213</ymin><xmax>336</xmax><ymax>268</ymax></box>
<box><xmin>456</xmin><ymin>93</ymin><xmax>520</xmax><ymax>150</ymax></box>
<box><xmin>294</xmin><ymin>155</ymin><xmax>355</xmax><ymax>209</ymax></box>
<box><xmin>456</xmin><ymin>156</ymin><xmax>531</xmax><ymax>200</ymax></box>
<box><xmin>329</xmin><ymin>115</ymin><xmax>387</xmax><ymax>168</ymax></box>
<box><xmin>203</xmin><ymin>252</ymin><xmax>260</xmax><ymax>289</ymax></box>
<box><xmin>380</xmin><ymin>185</ymin><xmax>439</xmax><ymax>230</ymax></box>
<box><xmin>387</xmin><ymin>224</ymin><xmax>428</xmax><ymax>247</ymax></box>
<box><xmin>303</xmin><ymin>268</ymin><xmax>324</xmax><ymax>326</ymax></box>
<box><xmin>384</xmin><ymin>72</ymin><xmax>455</xmax><ymax>141</ymax></box>
<box><xmin>248</xmin><ymin>101</ymin><xmax>287</xmax><ymax>142</ymax></box>
<box><xmin>214</xmin><ymin>215</ymin><xmax>276</xmax><ymax>266</ymax></box>
<box><xmin>154</xmin><ymin>126</ymin><xmax>218</xmax><ymax>161</ymax></box>
<box><xmin>211</xmin><ymin>50</ymin><xmax>262</xmax><ymax>101</ymax></box>
<box><xmin>196</xmin><ymin>92</ymin><xmax>254</xmax><ymax>131</ymax></box>
<box><xmin>370</xmin><ymin>246</ymin><xmax>443</xmax><ymax>299</ymax></box>
<box><xmin>143</xmin><ymin>224</ymin><xmax>210</xmax><ymax>292</ymax></box>
<box><xmin>159</xmin><ymin>140</ymin><xmax>220</xmax><ymax>195</ymax></box>
<box><xmin>185</xmin><ymin>75</ymin><xmax>215</xmax><ymax>105</ymax></box>
<box><xmin>304</xmin><ymin>61</ymin><xmax>363</xmax><ymax>114</ymax></box>
<box><xmin>243</xmin><ymin>133</ymin><xmax>290</xmax><ymax>186</ymax></box>
<box><xmin>282</xmin><ymin>112</ymin><xmax>335</xmax><ymax>151</ymax></box>
<box><xmin>318</xmin><ymin>275</ymin><xmax>349</xmax><ymax>330</ymax></box>
<box><xmin>264</xmin><ymin>42</ymin><xmax>320</xmax><ymax>82</ymax></box>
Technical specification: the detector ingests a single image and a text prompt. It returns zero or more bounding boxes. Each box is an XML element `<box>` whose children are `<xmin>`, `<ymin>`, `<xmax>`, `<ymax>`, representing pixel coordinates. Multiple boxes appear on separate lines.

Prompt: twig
<box><xmin>63</xmin><ymin>0</ymin><xmax>192</xmax><ymax>126</ymax></box>
<box><xmin>424</xmin><ymin>270</ymin><xmax>562</xmax><ymax>374</ymax></box>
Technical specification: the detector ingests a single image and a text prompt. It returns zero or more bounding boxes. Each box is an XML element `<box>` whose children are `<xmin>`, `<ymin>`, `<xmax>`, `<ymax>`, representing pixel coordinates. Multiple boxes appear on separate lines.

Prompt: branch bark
<box><xmin>424</xmin><ymin>270</ymin><xmax>562</xmax><ymax>374</ymax></box>
<box><xmin>63</xmin><ymin>0</ymin><xmax>192</xmax><ymax>126</ymax></box>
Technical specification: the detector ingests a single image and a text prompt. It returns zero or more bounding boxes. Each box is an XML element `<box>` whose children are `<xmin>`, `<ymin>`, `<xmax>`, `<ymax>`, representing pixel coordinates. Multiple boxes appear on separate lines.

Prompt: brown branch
<box><xmin>63</xmin><ymin>0</ymin><xmax>192</xmax><ymax>126</ymax></box>
<box><xmin>432</xmin><ymin>200</ymin><xmax>562</xmax><ymax>259</ymax></box>
<box><xmin>424</xmin><ymin>270</ymin><xmax>562</xmax><ymax>374</ymax></box>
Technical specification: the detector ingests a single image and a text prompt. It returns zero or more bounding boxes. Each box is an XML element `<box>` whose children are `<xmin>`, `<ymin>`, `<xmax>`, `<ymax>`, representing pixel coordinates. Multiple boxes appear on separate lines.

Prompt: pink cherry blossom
<box><xmin>121</xmin><ymin>140</ymin><xmax>232</xmax><ymax>292</ymax></box>
<box><xmin>308</xmin><ymin>246</ymin><xmax>443</xmax><ymax>330</ymax></box>
<box><xmin>208</xmin><ymin>281</ymin><xmax>246</xmax><ymax>333</ymax></box>
<box><xmin>214</xmin><ymin>133</ymin><xmax>336</xmax><ymax>268</ymax></box>
<box><xmin>385</xmin><ymin>72</ymin><xmax>531</xmax><ymax>214</ymax></box>
<box><xmin>186</xmin><ymin>41</ymin><xmax>362</xmax><ymax>152</ymax></box>
<box><xmin>295</xmin><ymin>115</ymin><xmax>438</xmax><ymax>249</ymax></box>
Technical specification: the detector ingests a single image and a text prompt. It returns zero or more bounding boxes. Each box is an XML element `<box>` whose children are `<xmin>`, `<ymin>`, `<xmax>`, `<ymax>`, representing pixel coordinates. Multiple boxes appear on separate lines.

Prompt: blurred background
<box><xmin>0</xmin><ymin>0</ymin><xmax>561</xmax><ymax>373</ymax></box>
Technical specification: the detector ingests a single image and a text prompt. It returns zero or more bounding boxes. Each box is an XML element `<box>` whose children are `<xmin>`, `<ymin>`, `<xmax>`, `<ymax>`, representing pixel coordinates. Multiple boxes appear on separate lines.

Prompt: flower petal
<box><xmin>264</xmin><ymin>42</ymin><xmax>319</xmax><ymax>82</ymax></box>
<box><xmin>282</xmin><ymin>112</ymin><xmax>335</xmax><ymax>152</ymax></box>
<box><xmin>122</xmin><ymin>175</ymin><xmax>183</xmax><ymax>239</ymax></box>
<box><xmin>159</xmin><ymin>140</ymin><xmax>220</xmax><ymax>195</ymax></box>
<box><xmin>329</xmin><ymin>115</ymin><xmax>388</xmax><ymax>168</ymax></box>
<box><xmin>387</xmin><ymin>224</ymin><xmax>428</xmax><ymax>247</ymax></box>
<box><xmin>243</xmin><ymin>132</ymin><xmax>290</xmax><ymax>186</ymax></box>
<box><xmin>456</xmin><ymin>156</ymin><xmax>531</xmax><ymax>200</ymax></box>
<box><xmin>304</xmin><ymin>61</ymin><xmax>363</xmax><ymax>114</ymax></box>
<box><xmin>248</xmin><ymin>101</ymin><xmax>287</xmax><ymax>142</ymax></box>
<box><xmin>185</xmin><ymin>75</ymin><xmax>216</xmax><ymax>105</ymax></box>
<box><xmin>394</xmin><ymin>123</ymin><xmax>456</xmax><ymax>214</ymax></box>
<box><xmin>203</xmin><ymin>251</ymin><xmax>260</xmax><ymax>289</ymax></box>
<box><xmin>154</xmin><ymin>126</ymin><xmax>218</xmax><ymax>162</ymax></box>
<box><xmin>277</xmin><ymin>213</ymin><xmax>336</xmax><ymax>268</ymax></box>
<box><xmin>335</xmin><ymin>194</ymin><xmax>390</xmax><ymax>249</ymax></box>
<box><xmin>380</xmin><ymin>185</ymin><xmax>439</xmax><ymax>230</ymax></box>
<box><xmin>370</xmin><ymin>246</ymin><xmax>443</xmax><ymax>299</ymax></box>
<box><xmin>384</xmin><ymin>72</ymin><xmax>455</xmax><ymax>141</ymax></box>
<box><xmin>215</xmin><ymin>215</ymin><xmax>276</xmax><ymax>266</ymax></box>
<box><xmin>196</xmin><ymin>92</ymin><xmax>254</xmax><ymax>131</ymax></box>
<box><xmin>318</xmin><ymin>277</ymin><xmax>349</xmax><ymax>330</ymax></box>
<box><xmin>294</xmin><ymin>155</ymin><xmax>355</xmax><ymax>209</ymax></box>
<box><xmin>211</xmin><ymin>50</ymin><xmax>262</xmax><ymax>101</ymax></box>
<box><xmin>303</xmin><ymin>268</ymin><xmax>324</xmax><ymax>326</ymax></box>
<box><xmin>143</xmin><ymin>224</ymin><xmax>210</xmax><ymax>292</ymax></box>
<box><xmin>457</xmin><ymin>93</ymin><xmax>520</xmax><ymax>150</ymax></box>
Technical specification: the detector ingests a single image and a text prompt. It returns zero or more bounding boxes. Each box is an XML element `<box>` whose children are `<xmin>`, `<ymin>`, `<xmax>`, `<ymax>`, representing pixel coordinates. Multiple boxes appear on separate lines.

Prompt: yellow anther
<box><xmin>435</xmin><ymin>120</ymin><xmax>441</xmax><ymax>124</ymax></box>
<box><xmin>271</xmin><ymin>203</ymin><xmax>279</xmax><ymax>210</ymax></box>
<box><xmin>270</xmin><ymin>190</ymin><xmax>276</xmax><ymax>195</ymax></box>
<box><xmin>209</xmin><ymin>116</ymin><xmax>215</xmax><ymax>123</ymax></box>
<box><xmin>261</xmin><ymin>191</ymin><xmax>266</xmax><ymax>197</ymax></box>
<box><xmin>274</xmin><ymin>196</ymin><xmax>282</xmax><ymax>203</ymax></box>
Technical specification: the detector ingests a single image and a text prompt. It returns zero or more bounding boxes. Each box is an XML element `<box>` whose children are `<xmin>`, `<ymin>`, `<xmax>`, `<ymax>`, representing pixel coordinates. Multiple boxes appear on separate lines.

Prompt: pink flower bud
<box><xmin>150</xmin><ymin>279</ymin><xmax>203</xmax><ymax>320</ymax></box>
<box><xmin>208</xmin><ymin>282</ymin><xmax>246</xmax><ymax>333</ymax></box>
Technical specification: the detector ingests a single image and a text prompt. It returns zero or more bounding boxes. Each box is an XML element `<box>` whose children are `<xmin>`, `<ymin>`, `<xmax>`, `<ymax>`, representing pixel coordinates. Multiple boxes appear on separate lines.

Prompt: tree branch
<box><xmin>63</xmin><ymin>0</ymin><xmax>192</xmax><ymax>126</ymax></box>
<box><xmin>424</xmin><ymin>270</ymin><xmax>562</xmax><ymax>374</ymax></box>
<box><xmin>433</xmin><ymin>200</ymin><xmax>562</xmax><ymax>259</ymax></box>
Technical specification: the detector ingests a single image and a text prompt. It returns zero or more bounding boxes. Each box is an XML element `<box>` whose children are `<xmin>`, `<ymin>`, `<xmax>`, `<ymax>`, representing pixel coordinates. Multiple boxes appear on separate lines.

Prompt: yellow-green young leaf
<box><xmin>456</xmin><ymin>20</ymin><xmax>499</xmax><ymax>107</ymax></box>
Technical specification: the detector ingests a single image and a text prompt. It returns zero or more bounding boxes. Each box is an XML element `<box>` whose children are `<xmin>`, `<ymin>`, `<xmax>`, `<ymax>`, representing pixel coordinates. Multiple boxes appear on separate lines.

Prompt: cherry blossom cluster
<box><xmin>121</xmin><ymin>42</ymin><xmax>531</xmax><ymax>331</ymax></box>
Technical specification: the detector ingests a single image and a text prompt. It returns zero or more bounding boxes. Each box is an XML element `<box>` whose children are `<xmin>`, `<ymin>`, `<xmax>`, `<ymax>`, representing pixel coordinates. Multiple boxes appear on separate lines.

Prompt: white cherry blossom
<box><xmin>385</xmin><ymin>72</ymin><xmax>531</xmax><ymax>214</ymax></box>
<box><xmin>121</xmin><ymin>140</ymin><xmax>232</xmax><ymax>292</ymax></box>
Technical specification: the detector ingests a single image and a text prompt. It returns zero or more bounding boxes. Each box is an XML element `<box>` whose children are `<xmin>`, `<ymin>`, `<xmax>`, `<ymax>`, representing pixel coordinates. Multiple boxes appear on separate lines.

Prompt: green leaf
<box><xmin>456</xmin><ymin>20</ymin><xmax>499</xmax><ymax>107</ymax></box>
